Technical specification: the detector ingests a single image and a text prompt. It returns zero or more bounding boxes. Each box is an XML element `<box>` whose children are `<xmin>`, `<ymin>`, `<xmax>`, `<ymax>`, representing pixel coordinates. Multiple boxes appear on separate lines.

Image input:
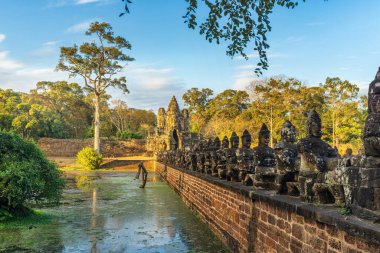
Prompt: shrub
<box><xmin>117</xmin><ymin>131</ymin><xmax>143</xmax><ymax>139</ymax></box>
<box><xmin>76</xmin><ymin>147</ymin><xmax>103</xmax><ymax>170</ymax></box>
<box><xmin>0</xmin><ymin>131</ymin><xmax>64</xmax><ymax>218</ymax></box>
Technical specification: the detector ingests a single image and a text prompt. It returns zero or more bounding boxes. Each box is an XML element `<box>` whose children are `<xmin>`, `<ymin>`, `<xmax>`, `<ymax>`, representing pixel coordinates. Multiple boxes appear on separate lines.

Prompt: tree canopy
<box><xmin>57</xmin><ymin>21</ymin><xmax>134</xmax><ymax>153</ymax></box>
<box><xmin>183</xmin><ymin>76</ymin><xmax>366</xmax><ymax>155</ymax></box>
<box><xmin>120</xmin><ymin>0</ymin><xmax>306</xmax><ymax>74</ymax></box>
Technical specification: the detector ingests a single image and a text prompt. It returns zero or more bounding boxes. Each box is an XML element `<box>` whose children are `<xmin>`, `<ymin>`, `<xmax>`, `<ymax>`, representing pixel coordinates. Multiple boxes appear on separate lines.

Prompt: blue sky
<box><xmin>0</xmin><ymin>0</ymin><xmax>379</xmax><ymax>110</ymax></box>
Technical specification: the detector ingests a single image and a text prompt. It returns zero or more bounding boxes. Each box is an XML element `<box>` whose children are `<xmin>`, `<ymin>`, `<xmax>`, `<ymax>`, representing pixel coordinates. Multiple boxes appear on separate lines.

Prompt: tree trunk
<box><xmin>94</xmin><ymin>94</ymin><xmax>101</xmax><ymax>153</ymax></box>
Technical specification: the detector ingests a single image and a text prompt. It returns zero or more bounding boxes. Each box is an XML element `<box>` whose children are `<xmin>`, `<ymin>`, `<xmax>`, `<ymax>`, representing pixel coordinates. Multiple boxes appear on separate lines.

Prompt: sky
<box><xmin>0</xmin><ymin>0</ymin><xmax>379</xmax><ymax>111</ymax></box>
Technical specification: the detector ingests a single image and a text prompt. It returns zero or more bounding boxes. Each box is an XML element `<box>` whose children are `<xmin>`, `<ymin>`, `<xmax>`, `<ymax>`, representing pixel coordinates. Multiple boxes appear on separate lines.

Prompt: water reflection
<box><xmin>0</xmin><ymin>164</ymin><xmax>229</xmax><ymax>253</ymax></box>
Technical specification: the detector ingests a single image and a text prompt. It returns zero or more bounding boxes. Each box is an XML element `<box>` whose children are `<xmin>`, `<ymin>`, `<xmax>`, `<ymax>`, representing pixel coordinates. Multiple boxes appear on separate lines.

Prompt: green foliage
<box><xmin>120</xmin><ymin>0</ymin><xmax>305</xmax><ymax>75</ymax></box>
<box><xmin>0</xmin><ymin>209</ymin><xmax>53</xmax><ymax>227</ymax></box>
<box><xmin>0</xmin><ymin>131</ymin><xmax>64</xmax><ymax>218</ymax></box>
<box><xmin>57</xmin><ymin>21</ymin><xmax>135</xmax><ymax>152</ymax></box>
<box><xmin>339</xmin><ymin>203</ymin><xmax>352</xmax><ymax>216</ymax></box>
<box><xmin>117</xmin><ymin>131</ymin><xmax>143</xmax><ymax>139</ymax></box>
<box><xmin>185</xmin><ymin>76</ymin><xmax>366</xmax><ymax>153</ymax></box>
<box><xmin>76</xmin><ymin>147</ymin><xmax>103</xmax><ymax>170</ymax></box>
<box><xmin>106</xmin><ymin>100</ymin><xmax>156</xmax><ymax>137</ymax></box>
<box><xmin>182</xmin><ymin>88</ymin><xmax>214</xmax><ymax>133</ymax></box>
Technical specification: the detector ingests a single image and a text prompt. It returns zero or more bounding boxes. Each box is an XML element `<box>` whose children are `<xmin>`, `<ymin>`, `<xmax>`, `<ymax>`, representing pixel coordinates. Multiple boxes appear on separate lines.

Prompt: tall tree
<box><xmin>320</xmin><ymin>77</ymin><xmax>359</xmax><ymax>148</ymax></box>
<box><xmin>57</xmin><ymin>21</ymin><xmax>134</xmax><ymax>153</ymax></box>
<box><xmin>182</xmin><ymin>88</ymin><xmax>214</xmax><ymax>133</ymax></box>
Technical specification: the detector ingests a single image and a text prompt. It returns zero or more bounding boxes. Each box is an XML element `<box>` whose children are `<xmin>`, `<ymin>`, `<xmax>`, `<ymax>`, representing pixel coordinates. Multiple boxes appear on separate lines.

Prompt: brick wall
<box><xmin>156</xmin><ymin>163</ymin><xmax>380</xmax><ymax>253</ymax></box>
<box><xmin>37</xmin><ymin>138</ymin><xmax>147</xmax><ymax>157</ymax></box>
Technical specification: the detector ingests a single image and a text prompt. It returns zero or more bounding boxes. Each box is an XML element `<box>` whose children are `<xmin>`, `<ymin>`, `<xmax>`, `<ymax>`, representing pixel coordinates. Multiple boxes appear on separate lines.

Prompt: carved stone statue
<box><xmin>211</xmin><ymin>137</ymin><xmax>221</xmax><ymax>177</ymax></box>
<box><xmin>295</xmin><ymin>110</ymin><xmax>343</xmax><ymax>204</ymax></box>
<box><xmin>274</xmin><ymin>120</ymin><xmax>299</xmax><ymax>193</ymax></box>
<box><xmin>226</xmin><ymin>132</ymin><xmax>239</xmax><ymax>181</ymax></box>
<box><xmin>236</xmin><ymin>130</ymin><xmax>255</xmax><ymax>185</ymax></box>
<box><xmin>298</xmin><ymin>110</ymin><xmax>337</xmax><ymax>172</ymax></box>
<box><xmin>363</xmin><ymin>67</ymin><xmax>380</xmax><ymax>159</ymax></box>
<box><xmin>204</xmin><ymin>138</ymin><xmax>214</xmax><ymax>174</ymax></box>
<box><xmin>190</xmin><ymin>148</ymin><xmax>197</xmax><ymax>171</ymax></box>
<box><xmin>196</xmin><ymin>140</ymin><xmax>207</xmax><ymax>173</ymax></box>
<box><xmin>218</xmin><ymin>136</ymin><xmax>229</xmax><ymax>179</ymax></box>
<box><xmin>253</xmin><ymin>124</ymin><xmax>277</xmax><ymax>189</ymax></box>
<box><xmin>183</xmin><ymin>147</ymin><xmax>192</xmax><ymax>170</ymax></box>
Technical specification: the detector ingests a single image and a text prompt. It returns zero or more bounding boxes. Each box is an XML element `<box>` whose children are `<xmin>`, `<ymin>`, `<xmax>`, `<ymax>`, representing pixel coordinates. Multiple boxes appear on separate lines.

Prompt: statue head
<box><xmin>280</xmin><ymin>120</ymin><xmax>296</xmax><ymax>143</ymax></box>
<box><xmin>230</xmin><ymin>132</ymin><xmax>239</xmax><ymax>149</ymax></box>
<box><xmin>222</xmin><ymin>136</ymin><xmax>229</xmax><ymax>149</ymax></box>
<box><xmin>241</xmin><ymin>129</ymin><xmax>252</xmax><ymax>149</ymax></box>
<box><xmin>368</xmin><ymin>68</ymin><xmax>380</xmax><ymax>114</ymax></box>
<box><xmin>344</xmin><ymin>147</ymin><xmax>353</xmax><ymax>157</ymax></box>
<box><xmin>258</xmin><ymin>124</ymin><xmax>270</xmax><ymax>146</ymax></box>
<box><xmin>214</xmin><ymin>137</ymin><xmax>221</xmax><ymax>150</ymax></box>
<box><xmin>207</xmin><ymin>138</ymin><xmax>214</xmax><ymax>150</ymax></box>
<box><xmin>306</xmin><ymin>110</ymin><xmax>322</xmax><ymax>138</ymax></box>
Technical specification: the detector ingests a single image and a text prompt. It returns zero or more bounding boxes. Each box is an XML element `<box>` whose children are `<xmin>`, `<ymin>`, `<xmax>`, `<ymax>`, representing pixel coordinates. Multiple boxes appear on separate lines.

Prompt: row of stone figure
<box><xmin>157</xmin><ymin>109</ymin><xmax>347</xmax><ymax>205</ymax></box>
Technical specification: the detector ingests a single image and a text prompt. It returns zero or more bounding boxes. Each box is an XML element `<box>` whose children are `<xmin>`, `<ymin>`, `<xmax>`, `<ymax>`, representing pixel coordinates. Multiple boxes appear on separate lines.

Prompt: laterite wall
<box><xmin>156</xmin><ymin>163</ymin><xmax>380</xmax><ymax>253</ymax></box>
<box><xmin>37</xmin><ymin>138</ymin><xmax>147</xmax><ymax>157</ymax></box>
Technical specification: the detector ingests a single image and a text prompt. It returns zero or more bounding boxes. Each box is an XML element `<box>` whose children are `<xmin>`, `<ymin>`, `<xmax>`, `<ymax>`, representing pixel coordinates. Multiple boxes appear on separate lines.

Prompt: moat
<box><xmin>0</xmin><ymin>163</ymin><xmax>229</xmax><ymax>253</ymax></box>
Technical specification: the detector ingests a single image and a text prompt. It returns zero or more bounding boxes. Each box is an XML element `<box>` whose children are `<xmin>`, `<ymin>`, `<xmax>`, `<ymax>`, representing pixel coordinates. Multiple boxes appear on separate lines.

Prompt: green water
<box><xmin>0</xmin><ymin>166</ymin><xmax>229</xmax><ymax>253</ymax></box>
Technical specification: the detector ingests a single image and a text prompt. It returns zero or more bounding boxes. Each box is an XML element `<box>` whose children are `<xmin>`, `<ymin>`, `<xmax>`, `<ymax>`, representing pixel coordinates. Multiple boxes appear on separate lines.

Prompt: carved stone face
<box><xmin>259</xmin><ymin>133</ymin><xmax>269</xmax><ymax>146</ymax></box>
<box><xmin>309</xmin><ymin>121</ymin><xmax>322</xmax><ymax>138</ymax></box>
<box><xmin>242</xmin><ymin>135</ymin><xmax>251</xmax><ymax>149</ymax></box>
<box><xmin>231</xmin><ymin>137</ymin><xmax>239</xmax><ymax>149</ymax></box>
<box><xmin>282</xmin><ymin>126</ymin><xmax>296</xmax><ymax>143</ymax></box>
<box><xmin>222</xmin><ymin>137</ymin><xmax>229</xmax><ymax>149</ymax></box>
<box><xmin>214</xmin><ymin>138</ymin><xmax>221</xmax><ymax>150</ymax></box>
<box><xmin>207</xmin><ymin>138</ymin><xmax>214</xmax><ymax>150</ymax></box>
<box><xmin>369</xmin><ymin>94</ymin><xmax>380</xmax><ymax>114</ymax></box>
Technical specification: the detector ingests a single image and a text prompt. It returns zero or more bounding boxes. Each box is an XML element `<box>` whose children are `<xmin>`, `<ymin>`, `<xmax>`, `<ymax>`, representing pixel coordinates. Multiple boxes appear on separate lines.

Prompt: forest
<box><xmin>0</xmin><ymin>81</ymin><xmax>155</xmax><ymax>140</ymax></box>
<box><xmin>183</xmin><ymin>76</ymin><xmax>367</xmax><ymax>155</ymax></box>
<box><xmin>0</xmin><ymin>75</ymin><xmax>367</xmax><ymax>155</ymax></box>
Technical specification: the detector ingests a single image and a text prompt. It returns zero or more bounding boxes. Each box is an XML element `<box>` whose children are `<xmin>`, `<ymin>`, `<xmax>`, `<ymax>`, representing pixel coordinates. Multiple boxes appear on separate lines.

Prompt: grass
<box><xmin>0</xmin><ymin>209</ymin><xmax>54</xmax><ymax>229</ymax></box>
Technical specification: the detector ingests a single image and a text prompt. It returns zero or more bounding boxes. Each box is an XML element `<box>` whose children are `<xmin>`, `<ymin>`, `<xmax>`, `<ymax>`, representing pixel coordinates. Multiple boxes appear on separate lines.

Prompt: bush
<box><xmin>76</xmin><ymin>147</ymin><xmax>103</xmax><ymax>170</ymax></box>
<box><xmin>0</xmin><ymin>131</ymin><xmax>64</xmax><ymax>218</ymax></box>
<box><xmin>117</xmin><ymin>131</ymin><xmax>143</xmax><ymax>139</ymax></box>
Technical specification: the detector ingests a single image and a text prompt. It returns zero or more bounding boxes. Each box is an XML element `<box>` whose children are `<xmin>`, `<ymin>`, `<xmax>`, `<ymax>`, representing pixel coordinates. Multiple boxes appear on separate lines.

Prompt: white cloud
<box><xmin>231</xmin><ymin>67</ymin><xmax>255</xmax><ymax>90</ymax></box>
<box><xmin>0</xmin><ymin>49</ymin><xmax>185</xmax><ymax>111</ymax></box>
<box><xmin>47</xmin><ymin>0</ymin><xmax>108</xmax><ymax>7</ymax></box>
<box><xmin>66</xmin><ymin>20</ymin><xmax>96</xmax><ymax>33</ymax></box>
<box><xmin>0</xmin><ymin>51</ymin><xmax>24</xmax><ymax>71</ymax></box>
<box><xmin>113</xmin><ymin>63</ymin><xmax>186</xmax><ymax>110</ymax></box>
<box><xmin>76</xmin><ymin>0</ymin><xmax>100</xmax><ymax>4</ymax></box>
<box><xmin>0</xmin><ymin>34</ymin><xmax>5</xmax><ymax>43</ymax></box>
<box><xmin>0</xmin><ymin>50</ymin><xmax>71</xmax><ymax>91</ymax></box>
<box><xmin>30</xmin><ymin>41</ymin><xmax>59</xmax><ymax>57</ymax></box>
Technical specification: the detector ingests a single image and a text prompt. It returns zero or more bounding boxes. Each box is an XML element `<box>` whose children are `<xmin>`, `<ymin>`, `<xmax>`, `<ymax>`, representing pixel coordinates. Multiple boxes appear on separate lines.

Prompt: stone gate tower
<box><xmin>147</xmin><ymin>96</ymin><xmax>191</xmax><ymax>152</ymax></box>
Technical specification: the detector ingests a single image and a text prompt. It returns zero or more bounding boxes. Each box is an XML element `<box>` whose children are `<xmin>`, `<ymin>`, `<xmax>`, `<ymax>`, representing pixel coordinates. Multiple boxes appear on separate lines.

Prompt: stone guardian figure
<box><xmin>253</xmin><ymin>124</ymin><xmax>277</xmax><ymax>189</ymax></box>
<box><xmin>226</xmin><ymin>132</ymin><xmax>239</xmax><ymax>181</ymax></box>
<box><xmin>274</xmin><ymin>120</ymin><xmax>299</xmax><ymax>193</ymax></box>
<box><xmin>217</xmin><ymin>136</ymin><xmax>229</xmax><ymax>179</ymax></box>
<box><xmin>296</xmin><ymin>110</ymin><xmax>343</xmax><ymax>204</ymax></box>
<box><xmin>236</xmin><ymin>130</ymin><xmax>255</xmax><ymax>185</ymax></box>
